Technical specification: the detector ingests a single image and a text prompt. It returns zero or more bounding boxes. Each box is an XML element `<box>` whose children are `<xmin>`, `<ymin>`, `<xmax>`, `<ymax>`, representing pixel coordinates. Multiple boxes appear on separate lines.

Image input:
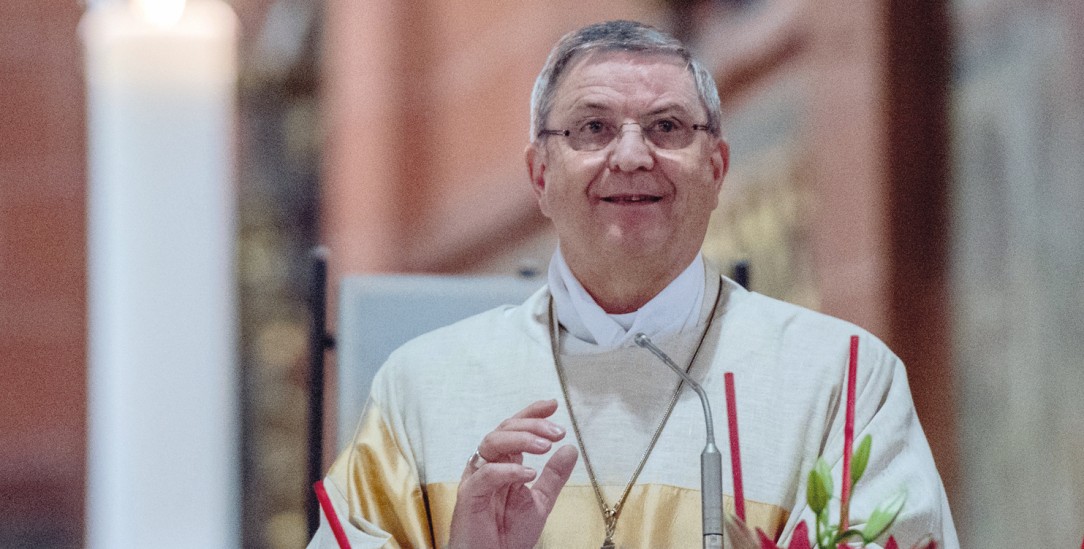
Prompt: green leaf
<box><xmin>806</xmin><ymin>458</ymin><xmax>833</xmax><ymax>515</ymax></box>
<box><xmin>850</xmin><ymin>435</ymin><xmax>872</xmax><ymax>487</ymax></box>
<box><xmin>815</xmin><ymin>457</ymin><xmax>834</xmax><ymax>497</ymax></box>
<box><xmin>861</xmin><ymin>489</ymin><xmax>907</xmax><ymax>543</ymax></box>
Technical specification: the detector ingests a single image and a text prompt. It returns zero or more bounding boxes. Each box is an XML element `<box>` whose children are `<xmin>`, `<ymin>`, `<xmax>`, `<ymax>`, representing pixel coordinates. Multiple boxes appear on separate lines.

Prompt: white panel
<box><xmin>334</xmin><ymin>274</ymin><xmax>543</xmax><ymax>450</ymax></box>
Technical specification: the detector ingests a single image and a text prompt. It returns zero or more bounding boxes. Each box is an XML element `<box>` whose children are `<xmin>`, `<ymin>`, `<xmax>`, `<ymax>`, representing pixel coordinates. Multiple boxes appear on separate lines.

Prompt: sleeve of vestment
<box><xmin>777</xmin><ymin>336</ymin><xmax>960</xmax><ymax>549</ymax></box>
<box><xmin>306</xmin><ymin>395</ymin><xmax>434</xmax><ymax>549</ymax></box>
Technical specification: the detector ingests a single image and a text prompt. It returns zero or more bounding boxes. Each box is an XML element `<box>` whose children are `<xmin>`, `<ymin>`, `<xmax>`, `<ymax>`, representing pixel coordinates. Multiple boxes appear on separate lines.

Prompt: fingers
<box><xmin>509</xmin><ymin>398</ymin><xmax>560</xmax><ymax>420</ymax></box>
<box><xmin>458</xmin><ymin>462</ymin><xmax>538</xmax><ymax>512</ymax></box>
<box><xmin>460</xmin><ymin>444</ymin><xmax>577</xmax><ymax>516</ymax></box>
<box><xmin>495</xmin><ymin>417</ymin><xmax>566</xmax><ymax>440</ymax></box>
<box><xmin>528</xmin><ymin>444</ymin><xmax>578</xmax><ymax>509</ymax></box>
<box><xmin>475</xmin><ymin>400</ymin><xmax>567</xmax><ymax>465</ymax></box>
<box><xmin>479</xmin><ymin>424</ymin><xmax>563</xmax><ymax>461</ymax></box>
<box><xmin>448</xmin><ymin>400</ymin><xmax>574</xmax><ymax>549</ymax></box>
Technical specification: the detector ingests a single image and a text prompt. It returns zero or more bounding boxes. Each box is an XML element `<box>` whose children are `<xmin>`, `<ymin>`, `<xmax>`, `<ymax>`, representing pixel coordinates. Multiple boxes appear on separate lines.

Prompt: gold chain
<box><xmin>548</xmin><ymin>282</ymin><xmax>722</xmax><ymax>547</ymax></box>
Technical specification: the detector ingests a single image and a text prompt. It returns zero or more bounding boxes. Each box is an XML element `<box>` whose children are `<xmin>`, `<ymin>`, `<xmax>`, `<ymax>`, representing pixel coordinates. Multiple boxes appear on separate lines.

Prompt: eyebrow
<box><xmin>643</xmin><ymin>104</ymin><xmax>694</xmax><ymax>118</ymax></box>
<box><xmin>565</xmin><ymin>101</ymin><xmax>613</xmax><ymax>115</ymax></box>
<box><xmin>564</xmin><ymin>102</ymin><xmax>695</xmax><ymax>118</ymax></box>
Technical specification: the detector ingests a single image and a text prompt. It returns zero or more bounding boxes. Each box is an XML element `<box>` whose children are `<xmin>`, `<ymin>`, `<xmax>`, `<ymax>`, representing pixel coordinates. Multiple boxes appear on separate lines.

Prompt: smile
<box><xmin>601</xmin><ymin>194</ymin><xmax>662</xmax><ymax>204</ymax></box>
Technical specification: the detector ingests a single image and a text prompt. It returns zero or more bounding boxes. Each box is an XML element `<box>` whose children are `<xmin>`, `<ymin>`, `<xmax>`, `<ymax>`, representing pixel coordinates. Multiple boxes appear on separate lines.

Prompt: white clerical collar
<box><xmin>547</xmin><ymin>248</ymin><xmax>705</xmax><ymax>350</ymax></box>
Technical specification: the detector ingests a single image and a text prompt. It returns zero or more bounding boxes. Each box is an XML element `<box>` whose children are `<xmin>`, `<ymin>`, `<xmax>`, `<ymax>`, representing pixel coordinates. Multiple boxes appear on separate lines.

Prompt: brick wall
<box><xmin>0</xmin><ymin>1</ymin><xmax>88</xmax><ymax>547</ymax></box>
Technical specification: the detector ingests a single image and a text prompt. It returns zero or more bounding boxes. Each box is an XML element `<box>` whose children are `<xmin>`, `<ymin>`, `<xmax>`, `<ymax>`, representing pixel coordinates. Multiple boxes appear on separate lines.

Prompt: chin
<box><xmin>602</xmin><ymin>233</ymin><xmax>672</xmax><ymax>258</ymax></box>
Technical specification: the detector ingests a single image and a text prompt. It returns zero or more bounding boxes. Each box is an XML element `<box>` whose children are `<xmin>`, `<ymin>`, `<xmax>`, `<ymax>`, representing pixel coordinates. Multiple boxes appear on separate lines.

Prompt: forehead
<box><xmin>551</xmin><ymin>51</ymin><xmax>701</xmax><ymax>117</ymax></box>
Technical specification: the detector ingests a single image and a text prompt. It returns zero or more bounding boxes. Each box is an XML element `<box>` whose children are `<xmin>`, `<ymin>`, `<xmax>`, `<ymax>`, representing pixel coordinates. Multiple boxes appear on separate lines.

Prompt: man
<box><xmin>309</xmin><ymin>20</ymin><xmax>958</xmax><ymax>549</ymax></box>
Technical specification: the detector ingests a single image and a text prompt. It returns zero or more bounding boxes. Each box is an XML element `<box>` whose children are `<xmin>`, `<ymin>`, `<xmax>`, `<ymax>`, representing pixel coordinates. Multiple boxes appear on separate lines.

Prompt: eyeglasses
<box><xmin>538</xmin><ymin>117</ymin><xmax>711</xmax><ymax>151</ymax></box>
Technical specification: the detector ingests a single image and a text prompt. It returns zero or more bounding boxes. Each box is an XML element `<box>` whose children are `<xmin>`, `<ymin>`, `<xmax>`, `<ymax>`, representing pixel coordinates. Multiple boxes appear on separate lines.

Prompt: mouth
<box><xmin>600</xmin><ymin>194</ymin><xmax>663</xmax><ymax>205</ymax></box>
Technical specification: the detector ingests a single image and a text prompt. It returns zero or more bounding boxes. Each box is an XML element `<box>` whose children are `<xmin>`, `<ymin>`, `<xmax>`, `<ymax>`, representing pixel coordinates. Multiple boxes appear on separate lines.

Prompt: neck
<box><xmin>562</xmin><ymin>248</ymin><xmax>699</xmax><ymax>314</ymax></box>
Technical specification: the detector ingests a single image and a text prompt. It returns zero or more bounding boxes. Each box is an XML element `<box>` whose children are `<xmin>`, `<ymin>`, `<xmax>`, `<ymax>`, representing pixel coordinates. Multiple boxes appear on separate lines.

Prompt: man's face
<box><xmin>526</xmin><ymin>51</ymin><xmax>729</xmax><ymax>274</ymax></box>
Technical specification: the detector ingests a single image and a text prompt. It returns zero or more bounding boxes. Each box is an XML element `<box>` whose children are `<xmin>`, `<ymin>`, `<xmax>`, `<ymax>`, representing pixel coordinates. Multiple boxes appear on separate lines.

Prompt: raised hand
<box><xmin>447</xmin><ymin>399</ymin><xmax>579</xmax><ymax>549</ymax></box>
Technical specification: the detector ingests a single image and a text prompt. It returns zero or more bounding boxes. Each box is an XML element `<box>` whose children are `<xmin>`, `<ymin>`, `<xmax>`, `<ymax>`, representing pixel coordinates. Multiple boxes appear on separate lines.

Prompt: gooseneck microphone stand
<box><xmin>634</xmin><ymin>333</ymin><xmax>724</xmax><ymax>549</ymax></box>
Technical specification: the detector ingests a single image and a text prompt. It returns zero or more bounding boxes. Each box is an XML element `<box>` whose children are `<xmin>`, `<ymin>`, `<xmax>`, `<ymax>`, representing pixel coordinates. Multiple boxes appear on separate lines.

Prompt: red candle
<box><xmin>725</xmin><ymin>372</ymin><xmax>746</xmax><ymax>521</ymax></box>
<box><xmin>315</xmin><ymin>480</ymin><xmax>353</xmax><ymax>549</ymax></box>
<box><xmin>839</xmin><ymin>335</ymin><xmax>859</xmax><ymax>530</ymax></box>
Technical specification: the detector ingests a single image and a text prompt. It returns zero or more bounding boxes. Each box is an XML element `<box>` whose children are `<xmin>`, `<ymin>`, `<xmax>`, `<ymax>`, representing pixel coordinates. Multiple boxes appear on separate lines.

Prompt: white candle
<box><xmin>82</xmin><ymin>1</ymin><xmax>239</xmax><ymax>547</ymax></box>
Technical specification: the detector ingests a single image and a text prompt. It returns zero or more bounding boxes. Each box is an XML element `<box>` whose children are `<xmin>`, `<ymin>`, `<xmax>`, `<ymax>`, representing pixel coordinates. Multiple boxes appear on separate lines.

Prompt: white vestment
<box><xmin>308</xmin><ymin>270</ymin><xmax>959</xmax><ymax>548</ymax></box>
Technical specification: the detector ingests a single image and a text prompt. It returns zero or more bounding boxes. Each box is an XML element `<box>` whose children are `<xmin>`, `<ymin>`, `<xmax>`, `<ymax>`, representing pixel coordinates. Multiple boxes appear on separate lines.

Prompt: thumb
<box><xmin>530</xmin><ymin>444</ymin><xmax>578</xmax><ymax>511</ymax></box>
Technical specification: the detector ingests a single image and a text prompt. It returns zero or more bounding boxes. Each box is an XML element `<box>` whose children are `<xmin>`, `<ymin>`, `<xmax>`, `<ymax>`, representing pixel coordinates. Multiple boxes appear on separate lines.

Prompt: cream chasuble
<box><xmin>308</xmin><ymin>263</ymin><xmax>959</xmax><ymax>549</ymax></box>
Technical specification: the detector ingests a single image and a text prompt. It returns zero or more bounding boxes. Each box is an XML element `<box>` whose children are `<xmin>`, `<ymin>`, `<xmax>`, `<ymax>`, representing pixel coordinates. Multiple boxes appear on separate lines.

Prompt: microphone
<box><xmin>634</xmin><ymin>333</ymin><xmax>724</xmax><ymax>549</ymax></box>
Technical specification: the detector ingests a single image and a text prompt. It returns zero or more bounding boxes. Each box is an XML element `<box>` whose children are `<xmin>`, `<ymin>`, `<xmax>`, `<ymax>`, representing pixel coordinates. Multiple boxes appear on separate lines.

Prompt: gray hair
<box><xmin>529</xmin><ymin>20</ymin><xmax>722</xmax><ymax>141</ymax></box>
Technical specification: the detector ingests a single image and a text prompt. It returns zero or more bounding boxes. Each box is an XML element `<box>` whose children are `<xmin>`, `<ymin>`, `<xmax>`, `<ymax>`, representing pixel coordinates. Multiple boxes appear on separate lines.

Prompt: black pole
<box><xmin>732</xmin><ymin>260</ymin><xmax>750</xmax><ymax>290</ymax></box>
<box><xmin>306</xmin><ymin>247</ymin><xmax>332</xmax><ymax>537</ymax></box>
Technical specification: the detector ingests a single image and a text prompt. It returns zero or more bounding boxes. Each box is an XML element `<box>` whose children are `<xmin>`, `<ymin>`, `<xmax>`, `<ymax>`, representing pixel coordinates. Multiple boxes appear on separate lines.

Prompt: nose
<box><xmin>607</xmin><ymin>123</ymin><xmax>654</xmax><ymax>172</ymax></box>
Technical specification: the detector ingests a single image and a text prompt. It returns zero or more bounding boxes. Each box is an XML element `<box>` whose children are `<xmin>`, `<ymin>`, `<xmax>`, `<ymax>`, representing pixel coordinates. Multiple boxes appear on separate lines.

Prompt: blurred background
<box><xmin>1</xmin><ymin>0</ymin><xmax>1082</xmax><ymax>547</ymax></box>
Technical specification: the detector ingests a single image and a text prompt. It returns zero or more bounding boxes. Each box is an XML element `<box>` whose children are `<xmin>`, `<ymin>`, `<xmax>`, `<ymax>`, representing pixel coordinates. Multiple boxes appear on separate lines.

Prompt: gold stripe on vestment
<box><xmin>327</xmin><ymin>403</ymin><xmax>433</xmax><ymax>548</ymax></box>
<box><xmin>330</xmin><ymin>400</ymin><xmax>789</xmax><ymax>548</ymax></box>
<box><xmin>427</xmin><ymin>482</ymin><xmax>788</xmax><ymax>548</ymax></box>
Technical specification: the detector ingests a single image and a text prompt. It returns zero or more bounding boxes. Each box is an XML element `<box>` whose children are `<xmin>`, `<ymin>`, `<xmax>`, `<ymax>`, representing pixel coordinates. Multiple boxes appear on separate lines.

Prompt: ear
<box><xmin>711</xmin><ymin>137</ymin><xmax>730</xmax><ymax>185</ymax></box>
<box><xmin>708</xmin><ymin>137</ymin><xmax>730</xmax><ymax>207</ymax></box>
<box><xmin>525</xmin><ymin>143</ymin><xmax>548</xmax><ymax>207</ymax></box>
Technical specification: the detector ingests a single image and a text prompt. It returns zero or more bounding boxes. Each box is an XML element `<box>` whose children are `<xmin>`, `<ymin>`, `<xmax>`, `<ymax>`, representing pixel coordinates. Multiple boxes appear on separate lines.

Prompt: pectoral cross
<box><xmin>601</xmin><ymin>507</ymin><xmax>617</xmax><ymax>549</ymax></box>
